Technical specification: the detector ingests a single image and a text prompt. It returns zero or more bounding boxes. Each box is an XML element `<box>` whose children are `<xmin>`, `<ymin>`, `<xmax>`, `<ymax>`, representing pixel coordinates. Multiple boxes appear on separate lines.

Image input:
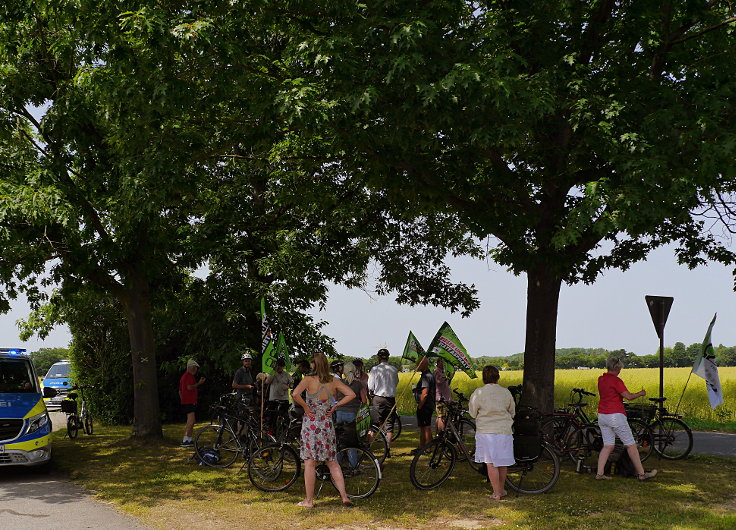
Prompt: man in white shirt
<box><xmin>264</xmin><ymin>358</ymin><xmax>293</xmax><ymax>432</ymax></box>
<box><xmin>367</xmin><ymin>348</ymin><xmax>399</xmax><ymax>451</ymax></box>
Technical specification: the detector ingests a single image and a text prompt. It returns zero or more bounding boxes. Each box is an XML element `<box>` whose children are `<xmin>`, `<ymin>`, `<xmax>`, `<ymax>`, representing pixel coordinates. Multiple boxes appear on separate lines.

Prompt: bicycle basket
<box><xmin>624</xmin><ymin>402</ymin><xmax>656</xmax><ymax>421</ymax></box>
<box><xmin>61</xmin><ymin>399</ymin><xmax>78</xmax><ymax>414</ymax></box>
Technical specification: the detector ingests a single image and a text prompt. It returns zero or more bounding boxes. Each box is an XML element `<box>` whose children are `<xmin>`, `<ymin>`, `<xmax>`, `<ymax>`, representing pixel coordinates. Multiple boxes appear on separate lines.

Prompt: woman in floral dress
<box><xmin>292</xmin><ymin>352</ymin><xmax>356</xmax><ymax>507</ymax></box>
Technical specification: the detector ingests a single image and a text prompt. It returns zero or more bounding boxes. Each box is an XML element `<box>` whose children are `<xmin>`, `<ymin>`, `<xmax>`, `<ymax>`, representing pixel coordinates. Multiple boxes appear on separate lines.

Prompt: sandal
<box><xmin>491</xmin><ymin>494</ymin><xmax>503</xmax><ymax>500</ymax></box>
<box><xmin>343</xmin><ymin>501</ymin><xmax>356</xmax><ymax>508</ymax></box>
<box><xmin>595</xmin><ymin>474</ymin><xmax>612</xmax><ymax>480</ymax></box>
<box><xmin>638</xmin><ymin>470</ymin><xmax>658</xmax><ymax>481</ymax></box>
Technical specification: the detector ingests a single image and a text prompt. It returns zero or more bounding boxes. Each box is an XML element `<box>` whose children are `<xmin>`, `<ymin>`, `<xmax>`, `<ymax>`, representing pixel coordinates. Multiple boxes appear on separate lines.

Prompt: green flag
<box><xmin>261</xmin><ymin>297</ymin><xmax>276</xmax><ymax>375</ymax></box>
<box><xmin>275</xmin><ymin>331</ymin><xmax>292</xmax><ymax>372</ymax></box>
<box><xmin>402</xmin><ymin>331</ymin><xmax>426</xmax><ymax>363</ymax></box>
<box><xmin>426</xmin><ymin>322</ymin><xmax>476</xmax><ymax>378</ymax></box>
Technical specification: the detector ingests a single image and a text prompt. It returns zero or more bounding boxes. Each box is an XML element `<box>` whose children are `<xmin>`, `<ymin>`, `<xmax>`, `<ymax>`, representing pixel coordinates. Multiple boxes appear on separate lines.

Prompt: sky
<box><xmin>307</xmin><ymin>243</ymin><xmax>736</xmax><ymax>359</ymax></box>
<box><xmin>5</xmin><ymin>243</ymin><xmax>735</xmax><ymax>359</ymax></box>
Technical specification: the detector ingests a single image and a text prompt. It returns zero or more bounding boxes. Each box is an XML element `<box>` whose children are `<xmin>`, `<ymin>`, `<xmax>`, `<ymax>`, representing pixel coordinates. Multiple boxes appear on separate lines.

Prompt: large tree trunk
<box><xmin>120</xmin><ymin>276</ymin><xmax>162</xmax><ymax>438</ymax></box>
<box><xmin>521</xmin><ymin>267</ymin><xmax>563</xmax><ymax>413</ymax></box>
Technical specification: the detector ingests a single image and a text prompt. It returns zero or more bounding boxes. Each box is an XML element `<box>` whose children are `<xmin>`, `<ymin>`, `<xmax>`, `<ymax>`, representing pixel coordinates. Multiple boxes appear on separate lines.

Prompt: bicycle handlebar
<box><xmin>572</xmin><ymin>388</ymin><xmax>595</xmax><ymax>397</ymax></box>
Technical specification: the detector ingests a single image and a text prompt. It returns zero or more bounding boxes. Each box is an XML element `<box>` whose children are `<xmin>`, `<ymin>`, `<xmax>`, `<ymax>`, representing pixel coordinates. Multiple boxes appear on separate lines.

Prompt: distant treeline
<box><xmin>474</xmin><ymin>343</ymin><xmax>736</xmax><ymax>370</ymax></box>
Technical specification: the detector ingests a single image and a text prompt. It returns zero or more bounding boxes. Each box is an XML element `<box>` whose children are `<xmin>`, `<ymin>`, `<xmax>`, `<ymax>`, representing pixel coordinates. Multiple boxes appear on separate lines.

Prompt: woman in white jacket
<box><xmin>468</xmin><ymin>365</ymin><xmax>515</xmax><ymax>500</ymax></box>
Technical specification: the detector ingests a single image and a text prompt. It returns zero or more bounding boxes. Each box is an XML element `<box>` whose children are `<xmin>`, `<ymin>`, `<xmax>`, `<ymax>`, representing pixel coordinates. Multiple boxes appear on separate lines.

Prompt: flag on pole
<box><xmin>426</xmin><ymin>322</ymin><xmax>477</xmax><ymax>378</ymax></box>
<box><xmin>261</xmin><ymin>297</ymin><xmax>276</xmax><ymax>375</ymax></box>
<box><xmin>693</xmin><ymin>313</ymin><xmax>723</xmax><ymax>409</ymax></box>
<box><xmin>402</xmin><ymin>331</ymin><xmax>426</xmax><ymax>363</ymax></box>
<box><xmin>275</xmin><ymin>330</ymin><xmax>291</xmax><ymax>371</ymax></box>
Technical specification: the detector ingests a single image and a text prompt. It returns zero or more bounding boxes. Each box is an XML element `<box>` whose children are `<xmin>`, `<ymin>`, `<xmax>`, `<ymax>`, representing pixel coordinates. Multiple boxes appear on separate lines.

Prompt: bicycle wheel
<box><xmin>540</xmin><ymin>416</ymin><xmax>571</xmax><ymax>455</ymax></box>
<box><xmin>568</xmin><ymin>424</ymin><xmax>600</xmax><ymax>472</ymax></box>
<box><xmin>248</xmin><ymin>443</ymin><xmax>300</xmax><ymax>492</ymax></box>
<box><xmin>455</xmin><ymin>419</ymin><xmax>481</xmax><ymax>470</ymax></box>
<box><xmin>367</xmin><ymin>425</ymin><xmax>389</xmax><ymax>464</ymax></box>
<box><xmin>392</xmin><ymin>413</ymin><xmax>402</xmax><ymax>441</ymax></box>
<box><xmin>409</xmin><ymin>439</ymin><xmax>456</xmax><ymax>490</ymax></box>
<box><xmin>194</xmin><ymin>425</ymin><xmax>240</xmax><ymax>468</ymax></box>
<box><xmin>628</xmin><ymin>418</ymin><xmax>653</xmax><ymax>463</ymax></box>
<box><xmin>83</xmin><ymin>412</ymin><xmax>94</xmax><ymax>435</ymax></box>
<box><xmin>67</xmin><ymin>415</ymin><xmax>79</xmax><ymax>439</ymax></box>
<box><xmin>335</xmin><ymin>446</ymin><xmax>381</xmax><ymax>499</ymax></box>
<box><xmin>505</xmin><ymin>443</ymin><xmax>560</xmax><ymax>494</ymax></box>
<box><xmin>652</xmin><ymin>417</ymin><xmax>693</xmax><ymax>460</ymax></box>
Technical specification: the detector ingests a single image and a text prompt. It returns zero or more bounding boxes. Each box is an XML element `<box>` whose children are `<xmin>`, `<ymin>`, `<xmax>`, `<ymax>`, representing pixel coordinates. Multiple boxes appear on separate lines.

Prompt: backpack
<box><xmin>604</xmin><ymin>441</ymin><xmax>637</xmax><ymax>478</ymax></box>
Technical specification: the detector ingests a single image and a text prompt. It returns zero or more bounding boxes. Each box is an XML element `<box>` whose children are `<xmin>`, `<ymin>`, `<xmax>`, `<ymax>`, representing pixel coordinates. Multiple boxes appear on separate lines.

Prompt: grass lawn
<box><xmin>51</xmin><ymin>423</ymin><xmax>736</xmax><ymax>529</ymax></box>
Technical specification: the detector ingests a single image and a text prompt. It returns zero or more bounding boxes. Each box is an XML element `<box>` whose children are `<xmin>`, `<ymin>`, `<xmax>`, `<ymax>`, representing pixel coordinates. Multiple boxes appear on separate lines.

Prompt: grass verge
<box><xmin>50</xmin><ymin>423</ymin><xmax>736</xmax><ymax>529</ymax></box>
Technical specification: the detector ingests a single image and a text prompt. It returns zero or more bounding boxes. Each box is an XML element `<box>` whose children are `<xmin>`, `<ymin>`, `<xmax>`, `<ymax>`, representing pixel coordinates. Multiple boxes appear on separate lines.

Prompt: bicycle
<box><xmin>538</xmin><ymin>388</ymin><xmax>653</xmax><ymax>469</ymax></box>
<box><xmin>410</xmin><ymin>392</ymin><xmax>560</xmax><ymax>494</ymax></box>
<box><xmin>194</xmin><ymin>403</ymin><xmax>274</xmax><ymax>468</ymax></box>
<box><xmin>626</xmin><ymin>397</ymin><xmax>693</xmax><ymax>460</ymax></box>
<box><xmin>248</xmin><ymin>422</ymin><xmax>382</xmax><ymax>499</ymax></box>
<box><xmin>442</xmin><ymin>394</ymin><xmax>477</xmax><ymax>463</ymax></box>
<box><xmin>61</xmin><ymin>385</ymin><xmax>94</xmax><ymax>439</ymax></box>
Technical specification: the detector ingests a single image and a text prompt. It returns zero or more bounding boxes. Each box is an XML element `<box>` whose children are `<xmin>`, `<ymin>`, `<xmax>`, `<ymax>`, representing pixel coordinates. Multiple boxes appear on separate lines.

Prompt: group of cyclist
<box><xmin>180</xmin><ymin>348</ymin><xmax>663</xmax><ymax>506</ymax></box>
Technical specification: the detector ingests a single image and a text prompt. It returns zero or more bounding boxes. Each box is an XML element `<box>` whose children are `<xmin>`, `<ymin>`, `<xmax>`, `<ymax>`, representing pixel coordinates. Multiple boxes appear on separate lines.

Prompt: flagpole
<box><xmin>673</xmin><ymin>370</ymin><xmax>694</xmax><ymax>416</ymax></box>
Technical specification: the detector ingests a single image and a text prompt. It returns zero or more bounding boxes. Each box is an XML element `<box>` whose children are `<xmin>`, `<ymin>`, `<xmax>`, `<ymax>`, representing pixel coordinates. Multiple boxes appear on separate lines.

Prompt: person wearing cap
<box><xmin>367</xmin><ymin>348</ymin><xmax>399</xmax><ymax>452</ymax></box>
<box><xmin>179</xmin><ymin>359</ymin><xmax>206</xmax><ymax>447</ymax></box>
<box><xmin>232</xmin><ymin>351</ymin><xmax>256</xmax><ymax>411</ymax></box>
<box><xmin>331</xmin><ymin>359</ymin><xmax>345</xmax><ymax>380</ymax></box>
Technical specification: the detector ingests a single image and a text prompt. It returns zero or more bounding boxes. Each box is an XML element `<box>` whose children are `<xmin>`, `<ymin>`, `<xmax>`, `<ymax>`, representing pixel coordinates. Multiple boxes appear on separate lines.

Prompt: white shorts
<box><xmin>598</xmin><ymin>413</ymin><xmax>636</xmax><ymax>446</ymax></box>
<box><xmin>474</xmin><ymin>433</ymin><xmax>515</xmax><ymax>467</ymax></box>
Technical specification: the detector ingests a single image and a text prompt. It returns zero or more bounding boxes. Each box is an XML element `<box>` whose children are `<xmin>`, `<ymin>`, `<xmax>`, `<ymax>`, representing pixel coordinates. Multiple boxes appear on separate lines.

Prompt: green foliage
<box><xmin>279</xmin><ymin>0</ymin><xmax>736</xmax><ymax>410</ymax></box>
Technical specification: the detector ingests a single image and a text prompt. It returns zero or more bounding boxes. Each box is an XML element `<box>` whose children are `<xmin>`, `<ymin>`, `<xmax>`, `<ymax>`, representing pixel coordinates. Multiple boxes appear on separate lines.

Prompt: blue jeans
<box><xmin>335</xmin><ymin>410</ymin><xmax>358</xmax><ymax>467</ymax></box>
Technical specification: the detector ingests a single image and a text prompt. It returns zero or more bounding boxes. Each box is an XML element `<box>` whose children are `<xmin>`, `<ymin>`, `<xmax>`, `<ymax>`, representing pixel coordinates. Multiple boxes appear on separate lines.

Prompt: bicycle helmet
<box><xmin>198</xmin><ymin>448</ymin><xmax>221</xmax><ymax>466</ymax></box>
<box><xmin>241</xmin><ymin>352</ymin><xmax>252</xmax><ymax>360</ymax></box>
<box><xmin>330</xmin><ymin>359</ymin><xmax>344</xmax><ymax>371</ymax></box>
<box><xmin>377</xmin><ymin>348</ymin><xmax>390</xmax><ymax>360</ymax></box>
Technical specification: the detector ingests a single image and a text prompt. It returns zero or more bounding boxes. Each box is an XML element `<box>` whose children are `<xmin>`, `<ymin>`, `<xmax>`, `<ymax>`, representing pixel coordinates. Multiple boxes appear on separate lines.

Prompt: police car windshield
<box><xmin>0</xmin><ymin>358</ymin><xmax>37</xmax><ymax>393</ymax></box>
<box><xmin>45</xmin><ymin>363</ymin><xmax>70</xmax><ymax>378</ymax></box>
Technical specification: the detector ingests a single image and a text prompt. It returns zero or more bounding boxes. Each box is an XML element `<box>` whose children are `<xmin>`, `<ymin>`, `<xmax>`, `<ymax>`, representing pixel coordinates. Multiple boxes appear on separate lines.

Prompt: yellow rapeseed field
<box><xmin>396</xmin><ymin>367</ymin><xmax>736</xmax><ymax>424</ymax></box>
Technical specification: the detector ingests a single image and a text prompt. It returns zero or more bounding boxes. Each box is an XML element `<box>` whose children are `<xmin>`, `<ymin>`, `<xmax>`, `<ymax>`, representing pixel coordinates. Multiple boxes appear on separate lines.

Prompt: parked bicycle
<box><xmin>410</xmin><ymin>397</ymin><xmax>560</xmax><ymax>494</ymax></box>
<box><xmin>194</xmin><ymin>400</ymin><xmax>274</xmax><ymax>468</ymax></box>
<box><xmin>538</xmin><ymin>387</ymin><xmax>653</xmax><ymax>470</ymax></box>
<box><xmin>625</xmin><ymin>397</ymin><xmax>693</xmax><ymax>460</ymax></box>
<box><xmin>248</xmin><ymin>421</ymin><xmax>382</xmax><ymax>499</ymax></box>
<box><xmin>443</xmin><ymin>391</ymin><xmax>477</xmax><ymax>462</ymax></box>
<box><xmin>61</xmin><ymin>385</ymin><xmax>93</xmax><ymax>439</ymax></box>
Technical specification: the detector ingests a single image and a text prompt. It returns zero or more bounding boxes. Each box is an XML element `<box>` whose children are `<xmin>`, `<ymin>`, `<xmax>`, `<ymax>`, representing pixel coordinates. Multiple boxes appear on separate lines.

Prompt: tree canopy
<box><xmin>276</xmin><ymin>0</ymin><xmax>736</xmax><ymax>409</ymax></box>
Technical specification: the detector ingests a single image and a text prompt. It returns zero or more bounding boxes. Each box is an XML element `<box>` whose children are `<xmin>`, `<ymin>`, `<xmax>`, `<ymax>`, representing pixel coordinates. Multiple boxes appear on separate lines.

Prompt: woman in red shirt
<box><xmin>596</xmin><ymin>357</ymin><xmax>657</xmax><ymax>481</ymax></box>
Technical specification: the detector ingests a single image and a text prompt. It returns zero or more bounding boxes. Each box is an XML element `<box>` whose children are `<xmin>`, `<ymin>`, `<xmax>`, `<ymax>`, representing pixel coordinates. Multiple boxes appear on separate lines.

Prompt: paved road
<box><xmin>0</xmin><ymin>468</ymin><xmax>148</xmax><ymax>530</ymax></box>
<box><xmin>0</xmin><ymin>410</ymin><xmax>147</xmax><ymax>530</ymax></box>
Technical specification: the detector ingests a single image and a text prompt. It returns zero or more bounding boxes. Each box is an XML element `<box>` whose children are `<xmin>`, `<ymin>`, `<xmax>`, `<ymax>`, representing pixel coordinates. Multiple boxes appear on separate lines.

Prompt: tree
<box><xmin>1</xmin><ymin>1</ymin><xmax>479</xmax><ymax>435</ymax></box>
<box><xmin>281</xmin><ymin>1</ymin><xmax>736</xmax><ymax>410</ymax></box>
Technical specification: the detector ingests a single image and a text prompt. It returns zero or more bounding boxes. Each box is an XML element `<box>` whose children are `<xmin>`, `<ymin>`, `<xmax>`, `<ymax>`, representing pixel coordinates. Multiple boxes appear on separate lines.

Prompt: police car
<box><xmin>0</xmin><ymin>348</ymin><xmax>56</xmax><ymax>466</ymax></box>
<box><xmin>42</xmin><ymin>359</ymin><xmax>72</xmax><ymax>409</ymax></box>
